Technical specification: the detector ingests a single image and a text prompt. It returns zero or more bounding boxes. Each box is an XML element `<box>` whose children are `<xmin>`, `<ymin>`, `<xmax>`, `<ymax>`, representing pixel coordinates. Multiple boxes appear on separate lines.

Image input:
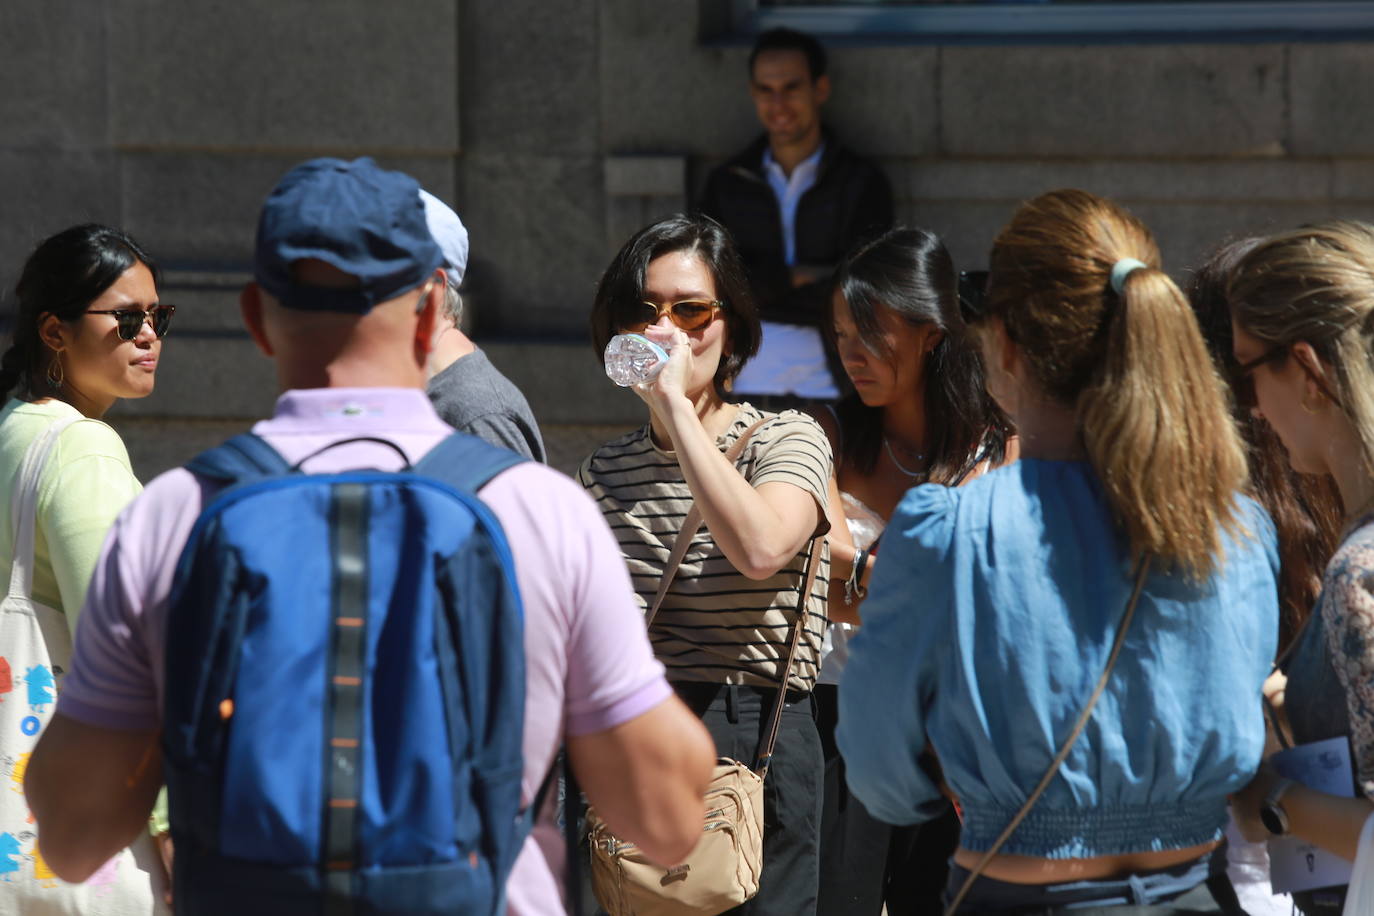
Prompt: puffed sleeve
<box><xmin>837</xmin><ymin>482</ymin><xmax>956</xmax><ymax>824</ymax></box>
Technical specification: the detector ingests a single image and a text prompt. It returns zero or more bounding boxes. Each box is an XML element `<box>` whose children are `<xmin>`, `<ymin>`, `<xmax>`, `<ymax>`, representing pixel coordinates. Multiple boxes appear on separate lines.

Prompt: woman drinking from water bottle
<box><xmin>580</xmin><ymin>213</ymin><xmax>851</xmax><ymax>916</ymax></box>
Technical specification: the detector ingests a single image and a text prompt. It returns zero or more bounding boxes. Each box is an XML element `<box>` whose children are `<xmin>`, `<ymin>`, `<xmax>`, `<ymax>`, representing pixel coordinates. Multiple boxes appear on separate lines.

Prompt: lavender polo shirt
<box><xmin>58</xmin><ymin>388</ymin><xmax>672</xmax><ymax>916</ymax></box>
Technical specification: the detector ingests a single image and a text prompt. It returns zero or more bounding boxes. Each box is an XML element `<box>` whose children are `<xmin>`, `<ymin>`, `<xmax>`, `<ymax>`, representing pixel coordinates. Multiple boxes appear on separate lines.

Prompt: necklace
<box><xmin>883</xmin><ymin>436</ymin><xmax>926</xmax><ymax>477</ymax></box>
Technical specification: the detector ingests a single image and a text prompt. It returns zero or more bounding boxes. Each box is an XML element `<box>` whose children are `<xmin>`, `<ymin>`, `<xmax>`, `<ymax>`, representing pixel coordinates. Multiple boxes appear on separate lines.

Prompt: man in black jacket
<box><xmin>698</xmin><ymin>27</ymin><xmax>892</xmax><ymax>403</ymax></box>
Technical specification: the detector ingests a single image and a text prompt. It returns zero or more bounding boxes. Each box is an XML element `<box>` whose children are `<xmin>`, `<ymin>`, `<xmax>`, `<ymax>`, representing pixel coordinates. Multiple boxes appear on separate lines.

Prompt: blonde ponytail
<box><xmin>1079</xmin><ymin>267</ymin><xmax>1247</xmax><ymax>576</ymax></box>
<box><xmin>986</xmin><ymin>189</ymin><xmax>1247</xmax><ymax>578</ymax></box>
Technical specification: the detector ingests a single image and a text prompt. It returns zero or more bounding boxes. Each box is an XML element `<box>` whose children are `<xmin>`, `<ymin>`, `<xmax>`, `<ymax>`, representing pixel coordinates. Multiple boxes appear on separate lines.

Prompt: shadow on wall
<box><xmin>458</xmin><ymin>255</ymin><xmax>502</xmax><ymax>338</ymax></box>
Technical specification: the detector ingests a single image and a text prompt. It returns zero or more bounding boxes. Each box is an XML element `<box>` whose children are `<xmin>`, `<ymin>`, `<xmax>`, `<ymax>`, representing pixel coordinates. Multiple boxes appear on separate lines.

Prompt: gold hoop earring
<box><xmin>46</xmin><ymin>352</ymin><xmax>64</xmax><ymax>390</ymax></box>
<box><xmin>1301</xmin><ymin>391</ymin><xmax>1323</xmax><ymax>414</ymax></box>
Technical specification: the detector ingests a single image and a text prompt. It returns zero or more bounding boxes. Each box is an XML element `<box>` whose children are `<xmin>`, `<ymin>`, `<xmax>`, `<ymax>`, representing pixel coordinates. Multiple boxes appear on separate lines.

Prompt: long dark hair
<box><xmin>590</xmin><ymin>213</ymin><xmax>760</xmax><ymax>398</ymax></box>
<box><xmin>833</xmin><ymin>227</ymin><xmax>1010</xmax><ymax>485</ymax></box>
<box><xmin>2</xmin><ymin>224</ymin><xmax>159</xmax><ymax>404</ymax></box>
<box><xmin>1189</xmin><ymin>238</ymin><xmax>1342</xmax><ymax>651</ymax></box>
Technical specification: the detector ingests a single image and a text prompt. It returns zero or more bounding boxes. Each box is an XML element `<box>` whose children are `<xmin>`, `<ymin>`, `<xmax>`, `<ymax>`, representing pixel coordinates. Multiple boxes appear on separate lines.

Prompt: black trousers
<box><xmin>675</xmin><ymin>682</ymin><xmax>824</xmax><ymax>916</ymax></box>
<box><xmin>813</xmin><ymin>683</ymin><xmax>962</xmax><ymax>916</ymax></box>
<box><xmin>815</xmin><ymin>682</ymin><xmax>889</xmax><ymax>915</ymax></box>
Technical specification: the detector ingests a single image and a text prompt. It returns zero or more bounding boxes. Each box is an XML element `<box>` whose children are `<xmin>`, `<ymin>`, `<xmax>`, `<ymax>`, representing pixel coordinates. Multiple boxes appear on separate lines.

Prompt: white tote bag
<box><xmin>0</xmin><ymin>416</ymin><xmax>168</xmax><ymax>914</ymax></box>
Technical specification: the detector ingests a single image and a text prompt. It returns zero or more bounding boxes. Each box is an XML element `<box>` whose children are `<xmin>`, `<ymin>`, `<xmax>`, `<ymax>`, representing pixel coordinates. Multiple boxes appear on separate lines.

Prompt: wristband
<box><xmin>1260</xmin><ymin>777</ymin><xmax>1296</xmax><ymax>836</ymax></box>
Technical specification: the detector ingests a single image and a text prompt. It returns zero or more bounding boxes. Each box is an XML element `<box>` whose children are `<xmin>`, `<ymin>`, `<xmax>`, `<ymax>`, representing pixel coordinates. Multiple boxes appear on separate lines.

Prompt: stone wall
<box><xmin>1</xmin><ymin>0</ymin><xmax>1370</xmax><ymax>478</ymax></box>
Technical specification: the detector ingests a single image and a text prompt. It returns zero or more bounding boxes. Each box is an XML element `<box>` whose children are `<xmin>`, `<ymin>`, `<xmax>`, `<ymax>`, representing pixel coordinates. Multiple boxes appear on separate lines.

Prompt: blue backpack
<box><xmin>162</xmin><ymin>432</ymin><xmax>530</xmax><ymax>916</ymax></box>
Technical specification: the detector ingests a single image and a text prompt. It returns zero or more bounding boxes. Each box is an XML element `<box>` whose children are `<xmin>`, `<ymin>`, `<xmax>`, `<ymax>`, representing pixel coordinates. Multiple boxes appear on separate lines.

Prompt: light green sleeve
<box><xmin>151</xmin><ymin>787</ymin><xmax>169</xmax><ymax>836</ymax></box>
<box><xmin>35</xmin><ymin>421</ymin><xmax>142</xmax><ymax>635</ymax></box>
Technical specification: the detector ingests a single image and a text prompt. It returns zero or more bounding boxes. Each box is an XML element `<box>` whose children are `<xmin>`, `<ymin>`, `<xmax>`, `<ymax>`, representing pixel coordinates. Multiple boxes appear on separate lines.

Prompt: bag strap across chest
<box><xmin>186</xmin><ymin>430</ymin><xmax>526</xmax><ymax>494</ymax></box>
<box><xmin>8</xmin><ymin>415</ymin><xmax>80</xmax><ymax>602</ymax></box>
<box><xmin>645</xmin><ymin>415</ymin><xmax>825</xmax><ymax>779</ymax></box>
<box><xmin>942</xmin><ymin>554</ymin><xmax>1154</xmax><ymax>916</ymax></box>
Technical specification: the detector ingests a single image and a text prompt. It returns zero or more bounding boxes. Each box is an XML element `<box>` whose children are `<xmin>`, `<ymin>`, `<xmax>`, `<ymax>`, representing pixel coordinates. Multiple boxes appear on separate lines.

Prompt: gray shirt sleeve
<box><xmin>426</xmin><ymin>348</ymin><xmax>548</xmax><ymax>464</ymax></box>
<box><xmin>457</xmin><ymin>411</ymin><xmax>545</xmax><ymax>463</ymax></box>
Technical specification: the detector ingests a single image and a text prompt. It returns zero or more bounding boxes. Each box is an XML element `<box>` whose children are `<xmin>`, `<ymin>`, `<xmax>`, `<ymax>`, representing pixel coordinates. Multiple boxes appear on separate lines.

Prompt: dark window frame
<box><xmin>719</xmin><ymin>0</ymin><xmax>1374</xmax><ymax>44</ymax></box>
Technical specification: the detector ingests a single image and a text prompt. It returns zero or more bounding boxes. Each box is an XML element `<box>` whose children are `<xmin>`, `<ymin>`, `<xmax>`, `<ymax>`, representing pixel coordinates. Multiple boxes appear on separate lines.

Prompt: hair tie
<box><xmin>1110</xmin><ymin>258</ymin><xmax>1148</xmax><ymax>295</ymax></box>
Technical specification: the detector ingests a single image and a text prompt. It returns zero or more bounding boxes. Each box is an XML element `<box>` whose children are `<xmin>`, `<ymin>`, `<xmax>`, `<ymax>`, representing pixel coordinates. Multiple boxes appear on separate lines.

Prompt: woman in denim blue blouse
<box><xmin>837</xmin><ymin>189</ymin><xmax>1280</xmax><ymax>913</ymax></box>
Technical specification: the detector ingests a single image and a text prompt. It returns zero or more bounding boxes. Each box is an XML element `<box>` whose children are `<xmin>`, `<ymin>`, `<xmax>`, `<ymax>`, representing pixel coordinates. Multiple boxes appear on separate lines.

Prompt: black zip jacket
<box><xmin>696</xmin><ymin>130</ymin><xmax>893</xmax><ymax>329</ymax></box>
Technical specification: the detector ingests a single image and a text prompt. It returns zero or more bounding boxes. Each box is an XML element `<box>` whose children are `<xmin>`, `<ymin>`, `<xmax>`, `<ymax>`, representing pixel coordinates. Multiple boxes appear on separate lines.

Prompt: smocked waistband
<box><xmin>960</xmin><ymin>798</ymin><xmax>1228</xmax><ymax>860</ymax></box>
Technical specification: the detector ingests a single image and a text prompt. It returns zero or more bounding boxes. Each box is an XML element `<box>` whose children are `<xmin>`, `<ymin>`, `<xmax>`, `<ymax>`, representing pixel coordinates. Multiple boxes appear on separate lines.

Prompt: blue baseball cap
<box><xmin>254</xmin><ymin>157</ymin><xmax>444</xmax><ymax>313</ymax></box>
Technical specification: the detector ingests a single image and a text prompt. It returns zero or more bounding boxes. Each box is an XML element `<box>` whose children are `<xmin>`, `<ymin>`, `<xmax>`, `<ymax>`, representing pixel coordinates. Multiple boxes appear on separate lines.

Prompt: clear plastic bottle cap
<box><xmin>604</xmin><ymin>333</ymin><xmax>669</xmax><ymax>387</ymax></box>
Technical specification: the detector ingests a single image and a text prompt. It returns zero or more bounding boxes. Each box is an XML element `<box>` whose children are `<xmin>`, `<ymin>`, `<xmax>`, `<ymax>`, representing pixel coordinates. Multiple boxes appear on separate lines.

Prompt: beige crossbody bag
<box><xmin>586</xmin><ymin>418</ymin><xmax>824</xmax><ymax>916</ymax></box>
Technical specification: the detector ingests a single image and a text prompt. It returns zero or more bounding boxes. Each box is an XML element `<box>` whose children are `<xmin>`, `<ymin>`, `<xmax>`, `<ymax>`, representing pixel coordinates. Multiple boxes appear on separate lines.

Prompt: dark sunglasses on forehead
<box><xmin>626</xmin><ymin>298</ymin><xmax>723</xmax><ymax>333</ymax></box>
<box><xmin>86</xmin><ymin>304</ymin><xmax>176</xmax><ymax>341</ymax></box>
<box><xmin>958</xmin><ymin>270</ymin><xmax>989</xmax><ymax>324</ymax></box>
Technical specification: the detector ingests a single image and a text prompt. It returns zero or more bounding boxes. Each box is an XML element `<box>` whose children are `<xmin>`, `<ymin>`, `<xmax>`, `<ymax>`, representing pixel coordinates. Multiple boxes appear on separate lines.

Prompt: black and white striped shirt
<box><xmin>578</xmin><ymin>403</ymin><xmax>832</xmax><ymax>692</ymax></box>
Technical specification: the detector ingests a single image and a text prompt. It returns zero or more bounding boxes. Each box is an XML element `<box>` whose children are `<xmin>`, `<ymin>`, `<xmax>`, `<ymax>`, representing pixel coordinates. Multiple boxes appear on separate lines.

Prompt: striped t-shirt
<box><xmin>578</xmin><ymin>402</ymin><xmax>832</xmax><ymax>692</ymax></box>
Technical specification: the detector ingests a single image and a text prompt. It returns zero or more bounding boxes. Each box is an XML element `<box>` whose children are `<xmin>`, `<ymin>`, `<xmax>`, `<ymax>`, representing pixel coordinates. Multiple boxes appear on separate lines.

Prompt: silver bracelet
<box><xmin>844</xmin><ymin>544</ymin><xmax>872</xmax><ymax>606</ymax></box>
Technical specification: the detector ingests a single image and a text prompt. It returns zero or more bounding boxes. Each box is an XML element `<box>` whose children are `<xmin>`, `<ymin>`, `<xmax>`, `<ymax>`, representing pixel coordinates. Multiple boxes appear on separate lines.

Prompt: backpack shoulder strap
<box><xmin>414</xmin><ymin>432</ymin><xmax>528</xmax><ymax>493</ymax></box>
<box><xmin>185</xmin><ymin>433</ymin><xmax>291</xmax><ymax>485</ymax></box>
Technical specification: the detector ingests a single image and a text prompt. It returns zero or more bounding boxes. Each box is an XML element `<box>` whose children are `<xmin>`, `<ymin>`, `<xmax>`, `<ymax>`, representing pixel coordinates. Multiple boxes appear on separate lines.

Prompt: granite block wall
<box><xmin>0</xmin><ymin>0</ymin><xmax>1369</xmax><ymax>478</ymax></box>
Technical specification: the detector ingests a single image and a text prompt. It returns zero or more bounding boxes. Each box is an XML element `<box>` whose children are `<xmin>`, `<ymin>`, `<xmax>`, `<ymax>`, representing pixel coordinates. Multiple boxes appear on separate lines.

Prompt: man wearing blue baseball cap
<box><xmin>421</xmin><ymin>189</ymin><xmax>547</xmax><ymax>462</ymax></box>
<box><xmin>28</xmin><ymin>157</ymin><xmax>714</xmax><ymax>915</ymax></box>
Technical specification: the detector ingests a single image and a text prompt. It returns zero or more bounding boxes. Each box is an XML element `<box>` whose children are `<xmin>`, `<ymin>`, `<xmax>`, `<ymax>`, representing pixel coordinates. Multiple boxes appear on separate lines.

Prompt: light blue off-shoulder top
<box><xmin>836</xmin><ymin>459</ymin><xmax>1279</xmax><ymax>859</ymax></box>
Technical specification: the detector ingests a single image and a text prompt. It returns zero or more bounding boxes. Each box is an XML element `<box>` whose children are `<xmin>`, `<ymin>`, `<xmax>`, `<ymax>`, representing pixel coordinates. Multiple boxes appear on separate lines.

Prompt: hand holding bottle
<box><xmin>603</xmin><ymin>333</ymin><xmax>668</xmax><ymax>387</ymax></box>
<box><xmin>634</xmin><ymin>325</ymin><xmax>692</xmax><ymax>406</ymax></box>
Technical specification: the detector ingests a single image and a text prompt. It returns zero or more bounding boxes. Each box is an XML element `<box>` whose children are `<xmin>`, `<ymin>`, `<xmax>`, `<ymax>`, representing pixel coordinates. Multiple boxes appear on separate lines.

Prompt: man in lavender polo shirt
<box><xmin>26</xmin><ymin>157</ymin><xmax>715</xmax><ymax>915</ymax></box>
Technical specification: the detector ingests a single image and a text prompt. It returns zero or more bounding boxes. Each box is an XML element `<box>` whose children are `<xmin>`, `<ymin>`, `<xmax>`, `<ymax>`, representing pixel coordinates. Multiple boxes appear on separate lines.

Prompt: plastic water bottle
<box><xmin>603</xmin><ymin>333</ymin><xmax>669</xmax><ymax>387</ymax></box>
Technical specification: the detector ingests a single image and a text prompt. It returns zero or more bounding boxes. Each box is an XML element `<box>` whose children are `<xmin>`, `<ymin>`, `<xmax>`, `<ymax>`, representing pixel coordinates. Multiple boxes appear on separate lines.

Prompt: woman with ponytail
<box><xmin>0</xmin><ymin>223</ymin><xmax>172</xmax><ymax>912</ymax></box>
<box><xmin>838</xmin><ymin>190</ymin><xmax>1279</xmax><ymax>912</ymax></box>
<box><xmin>814</xmin><ymin>227</ymin><xmax>1013</xmax><ymax>915</ymax></box>
<box><xmin>1228</xmin><ymin>221</ymin><xmax>1374</xmax><ymax>915</ymax></box>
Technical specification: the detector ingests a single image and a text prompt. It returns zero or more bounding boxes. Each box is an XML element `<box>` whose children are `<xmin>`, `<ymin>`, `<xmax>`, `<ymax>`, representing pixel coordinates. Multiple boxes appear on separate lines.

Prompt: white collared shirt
<box><xmin>738</xmin><ymin>141</ymin><xmax>837</xmax><ymax>399</ymax></box>
<box><xmin>762</xmin><ymin>142</ymin><xmax>824</xmax><ymax>267</ymax></box>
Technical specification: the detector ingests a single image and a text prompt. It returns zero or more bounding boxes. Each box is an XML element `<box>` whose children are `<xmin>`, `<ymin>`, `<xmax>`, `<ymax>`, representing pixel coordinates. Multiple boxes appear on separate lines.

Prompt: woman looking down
<box><xmin>814</xmin><ymin>227</ymin><xmax>1013</xmax><ymax>915</ymax></box>
<box><xmin>1229</xmin><ymin>220</ymin><xmax>1374</xmax><ymax>914</ymax></box>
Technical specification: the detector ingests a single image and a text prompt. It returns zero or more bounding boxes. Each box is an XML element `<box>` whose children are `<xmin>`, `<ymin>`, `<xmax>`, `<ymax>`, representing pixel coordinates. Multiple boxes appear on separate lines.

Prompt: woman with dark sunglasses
<box><xmin>579</xmin><ymin>213</ymin><xmax>851</xmax><ymax>916</ymax></box>
<box><xmin>1228</xmin><ymin>221</ymin><xmax>1374</xmax><ymax>915</ymax></box>
<box><xmin>1184</xmin><ymin>239</ymin><xmax>1343</xmax><ymax>916</ymax></box>
<box><xmin>0</xmin><ymin>224</ymin><xmax>172</xmax><ymax>910</ymax></box>
<box><xmin>813</xmin><ymin>227</ymin><xmax>1014</xmax><ymax>915</ymax></box>
<box><xmin>838</xmin><ymin>190</ymin><xmax>1279</xmax><ymax>913</ymax></box>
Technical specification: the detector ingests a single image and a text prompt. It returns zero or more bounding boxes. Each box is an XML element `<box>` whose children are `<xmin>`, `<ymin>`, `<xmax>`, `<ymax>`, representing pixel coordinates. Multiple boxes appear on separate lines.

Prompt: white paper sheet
<box><xmin>1267</xmin><ymin>736</ymin><xmax>1356</xmax><ymax>894</ymax></box>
